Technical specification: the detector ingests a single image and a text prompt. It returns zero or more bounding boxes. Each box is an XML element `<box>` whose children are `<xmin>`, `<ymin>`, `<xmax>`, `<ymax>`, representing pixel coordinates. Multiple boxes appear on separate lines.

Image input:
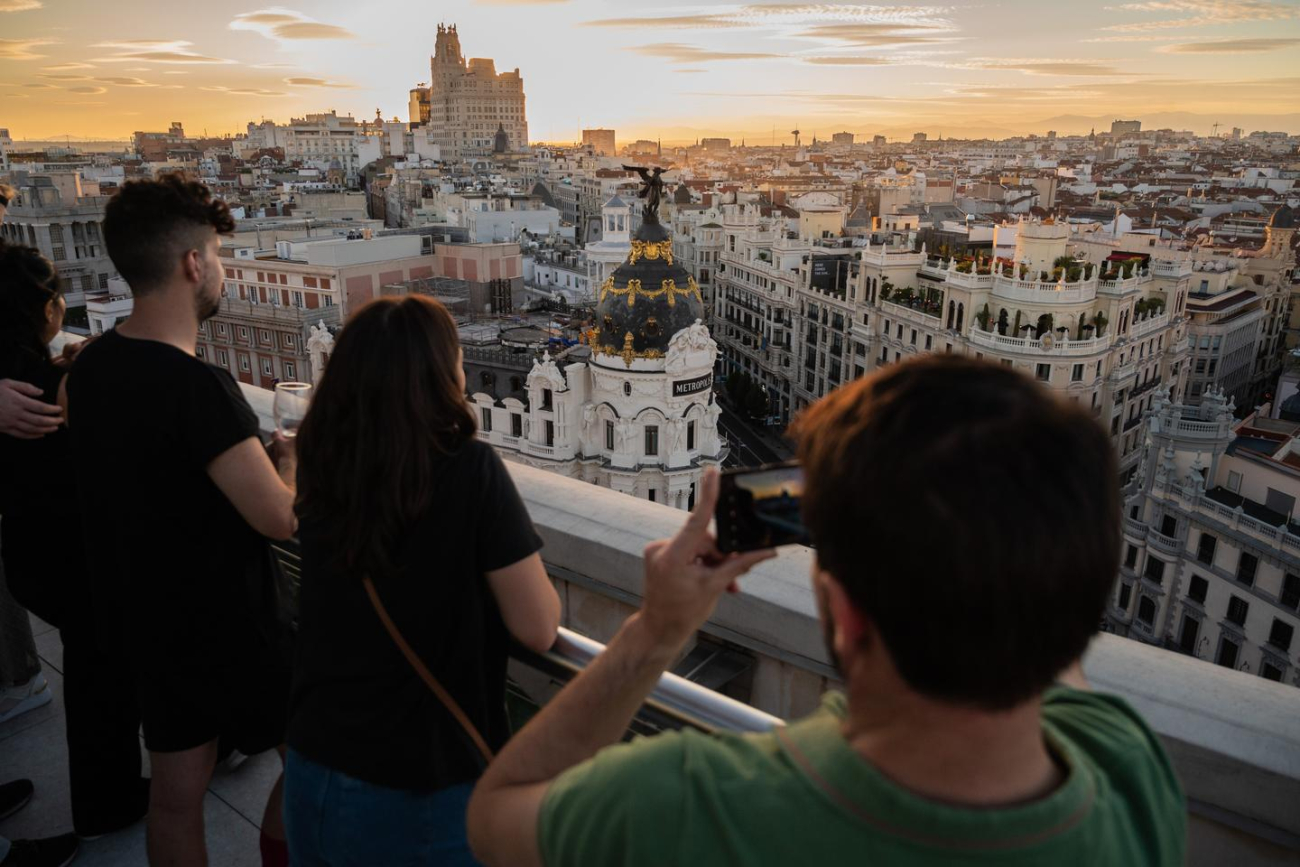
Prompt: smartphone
<box><xmin>716</xmin><ymin>461</ymin><xmax>811</xmax><ymax>553</ymax></box>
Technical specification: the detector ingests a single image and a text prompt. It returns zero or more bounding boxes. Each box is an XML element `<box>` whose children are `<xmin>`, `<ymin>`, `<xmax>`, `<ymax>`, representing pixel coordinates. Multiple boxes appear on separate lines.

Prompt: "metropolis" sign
<box><xmin>672</xmin><ymin>373</ymin><xmax>713</xmax><ymax>397</ymax></box>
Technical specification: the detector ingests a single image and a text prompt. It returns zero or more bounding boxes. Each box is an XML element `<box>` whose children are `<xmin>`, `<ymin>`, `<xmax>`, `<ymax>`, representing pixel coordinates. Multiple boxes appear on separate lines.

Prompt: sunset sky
<box><xmin>2</xmin><ymin>0</ymin><xmax>1299</xmax><ymax>144</ymax></box>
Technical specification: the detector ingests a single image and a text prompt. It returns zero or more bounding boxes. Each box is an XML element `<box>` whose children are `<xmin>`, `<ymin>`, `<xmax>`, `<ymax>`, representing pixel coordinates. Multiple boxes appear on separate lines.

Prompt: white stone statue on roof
<box><xmin>306</xmin><ymin>322</ymin><xmax>335</xmax><ymax>385</ymax></box>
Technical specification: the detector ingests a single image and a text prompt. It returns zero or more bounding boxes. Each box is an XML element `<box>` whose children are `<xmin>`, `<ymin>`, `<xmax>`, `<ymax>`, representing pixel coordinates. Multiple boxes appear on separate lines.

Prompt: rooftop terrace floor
<box><xmin>0</xmin><ymin>614</ymin><xmax>272</xmax><ymax>866</ymax></box>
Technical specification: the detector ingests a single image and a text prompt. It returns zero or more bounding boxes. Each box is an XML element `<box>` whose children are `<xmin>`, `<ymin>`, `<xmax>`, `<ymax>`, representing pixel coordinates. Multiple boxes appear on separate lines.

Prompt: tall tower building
<box><xmin>414</xmin><ymin>24</ymin><xmax>528</xmax><ymax>160</ymax></box>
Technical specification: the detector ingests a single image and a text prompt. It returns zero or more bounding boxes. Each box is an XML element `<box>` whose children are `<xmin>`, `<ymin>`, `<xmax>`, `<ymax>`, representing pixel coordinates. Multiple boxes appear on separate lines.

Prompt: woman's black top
<box><xmin>0</xmin><ymin>347</ymin><xmax>81</xmax><ymax>627</ymax></box>
<box><xmin>0</xmin><ymin>348</ymin><xmax>68</xmax><ymax>518</ymax></box>
<box><xmin>288</xmin><ymin>439</ymin><xmax>543</xmax><ymax>791</ymax></box>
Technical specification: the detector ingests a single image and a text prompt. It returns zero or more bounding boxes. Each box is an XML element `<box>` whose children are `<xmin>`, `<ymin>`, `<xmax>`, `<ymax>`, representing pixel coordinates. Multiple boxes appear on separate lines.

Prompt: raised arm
<box><xmin>467</xmin><ymin>470</ymin><xmax>773</xmax><ymax>867</ymax></box>
<box><xmin>207</xmin><ymin>437</ymin><xmax>297</xmax><ymax>540</ymax></box>
<box><xmin>487</xmin><ymin>553</ymin><xmax>560</xmax><ymax>654</ymax></box>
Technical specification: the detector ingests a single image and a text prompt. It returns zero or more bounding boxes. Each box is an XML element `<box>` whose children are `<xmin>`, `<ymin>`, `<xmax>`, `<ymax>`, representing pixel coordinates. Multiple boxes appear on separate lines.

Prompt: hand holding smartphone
<box><xmin>716</xmin><ymin>461</ymin><xmax>812</xmax><ymax>553</ymax></box>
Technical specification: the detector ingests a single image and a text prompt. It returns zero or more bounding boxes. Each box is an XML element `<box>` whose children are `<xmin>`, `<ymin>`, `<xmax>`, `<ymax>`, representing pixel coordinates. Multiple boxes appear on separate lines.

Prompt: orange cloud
<box><xmin>1159</xmin><ymin>37</ymin><xmax>1300</xmax><ymax>53</ymax></box>
<box><xmin>0</xmin><ymin>38</ymin><xmax>56</xmax><ymax>60</ymax></box>
<box><xmin>284</xmin><ymin>76</ymin><xmax>354</xmax><ymax>88</ymax></box>
<box><xmin>629</xmin><ymin>43</ymin><xmax>781</xmax><ymax>63</ymax></box>
<box><xmin>230</xmin><ymin>9</ymin><xmax>355</xmax><ymax>40</ymax></box>
<box><xmin>93</xmin><ymin>40</ymin><xmax>233</xmax><ymax>64</ymax></box>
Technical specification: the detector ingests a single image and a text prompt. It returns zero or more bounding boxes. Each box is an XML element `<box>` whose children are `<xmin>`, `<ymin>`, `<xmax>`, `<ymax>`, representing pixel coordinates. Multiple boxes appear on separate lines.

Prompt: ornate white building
<box><xmin>409</xmin><ymin>24</ymin><xmax>528</xmax><ymax>161</ymax></box>
<box><xmin>474</xmin><ymin>201</ymin><xmax>725</xmax><ymax>508</ymax></box>
<box><xmin>1115</xmin><ymin>387</ymin><xmax>1300</xmax><ymax>687</ymax></box>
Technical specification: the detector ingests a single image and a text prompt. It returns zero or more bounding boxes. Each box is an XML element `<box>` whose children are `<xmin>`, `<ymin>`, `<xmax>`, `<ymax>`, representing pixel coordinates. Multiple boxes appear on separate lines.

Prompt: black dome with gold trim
<box><xmin>593</xmin><ymin>219</ymin><xmax>703</xmax><ymax>367</ymax></box>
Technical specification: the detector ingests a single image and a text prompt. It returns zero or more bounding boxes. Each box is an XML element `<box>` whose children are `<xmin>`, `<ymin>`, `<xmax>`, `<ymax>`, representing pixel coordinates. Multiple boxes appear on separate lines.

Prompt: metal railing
<box><xmin>513</xmin><ymin>628</ymin><xmax>782</xmax><ymax>734</ymax></box>
<box><xmin>271</xmin><ymin>540</ymin><xmax>781</xmax><ymax>736</ymax></box>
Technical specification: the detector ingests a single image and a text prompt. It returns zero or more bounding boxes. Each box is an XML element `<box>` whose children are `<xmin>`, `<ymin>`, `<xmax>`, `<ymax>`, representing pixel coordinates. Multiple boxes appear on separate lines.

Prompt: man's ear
<box><xmin>822</xmin><ymin>572</ymin><xmax>871</xmax><ymax>657</ymax></box>
<box><xmin>181</xmin><ymin>248</ymin><xmax>203</xmax><ymax>285</ymax></box>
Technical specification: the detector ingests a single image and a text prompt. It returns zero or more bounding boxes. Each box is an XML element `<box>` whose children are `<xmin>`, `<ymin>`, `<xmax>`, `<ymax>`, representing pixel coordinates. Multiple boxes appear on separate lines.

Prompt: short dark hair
<box><xmin>103</xmin><ymin>174</ymin><xmax>234</xmax><ymax>294</ymax></box>
<box><xmin>792</xmin><ymin>355</ymin><xmax>1119</xmax><ymax>710</ymax></box>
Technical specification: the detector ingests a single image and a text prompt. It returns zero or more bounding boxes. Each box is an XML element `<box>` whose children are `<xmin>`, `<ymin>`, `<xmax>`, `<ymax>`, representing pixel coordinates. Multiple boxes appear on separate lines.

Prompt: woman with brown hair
<box><xmin>284</xmin><ymin>294</ymin><xmax>560</xmax><ymax>866</ymax></box>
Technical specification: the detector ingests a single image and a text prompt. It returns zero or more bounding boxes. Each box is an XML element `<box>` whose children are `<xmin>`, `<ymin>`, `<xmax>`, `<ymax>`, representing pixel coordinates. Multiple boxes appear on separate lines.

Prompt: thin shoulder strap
<box><xmin>362</xmin><ymin>575</ymin><xmax>494</xmax><ymax>764</ymax></box>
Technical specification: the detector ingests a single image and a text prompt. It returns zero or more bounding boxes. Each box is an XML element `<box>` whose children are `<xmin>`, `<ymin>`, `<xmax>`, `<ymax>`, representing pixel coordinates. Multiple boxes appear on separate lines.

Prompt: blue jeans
<box><xmin>283</xmin><ymin>749</ymin><xmax>481</xmax><ymax>867</ymax></box>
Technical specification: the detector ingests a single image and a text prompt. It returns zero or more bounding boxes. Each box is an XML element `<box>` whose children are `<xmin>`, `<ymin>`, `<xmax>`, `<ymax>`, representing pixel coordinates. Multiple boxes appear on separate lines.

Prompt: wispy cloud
<box><xmin>95</xmin><ymin>76</ymin><xmax>157</xmax><ymax>86</ymax></box>
<box><xmin>38</xmin><ymin>72</ymin><xmax>93</xmax><ymax>80</ymax></box>
<box><xmin>93</xmin><ymin>39</ymin><xmax>233</xmax><ymax>64</ymax></box>
<box><xmin>1101</xmin><ymin>0</ymin><xmax>1299</xmax><ymax>31</ymax></box>
<box><xmin>200</xmin><ymin>84</ymin><xmax>289</xmax><ymax>96</ymax></box>
<box><xmin>675</xmin><ymin>68</ymin><xmax>707</xmax><ymax>73</ymax></box>
<box><xmin>589</xmin><ymin>5</ymin><xmax>957</xmax><ymax>30</ymax></box>
<box><xmin>0</xmin><ymin>0</ymin><xmax>41</xmax><ymax>11</ymax></box>
<box><xmin>22</xmin><ymin>82</ymin><xmax>56</xmax><ymax>88</ymax></box>
<box><xmin>0</xmin><ymin>38</ymin><xmax>56</xmax><ymax>60</ymax></box>
<box><xmin>41</xmin><ymin>62</ymin><xmax>93</xmax><ymax>71</ymax></box>
<box><xmin>966</xmin><ymin>58</ymin><xmax>1129</xmax><ymax>76</ymax></box>
<box><xmin>67</xmin><ymin>85</ymin><xmax>107</xmax><ymax>94</ymax></box>
<box><xmin>283</xmin><ymin>76</ymin><xmax>354</xmax><ymax>88</ymax></box>
<box><xmin>629</xmin><ymin>43</ymin><xmax>781</xmax><ymax>62</ymax></box>
<box><xmin>476</xmin><ymin>0</ymin><xmax>570</xmax><ymax>5</ymax></box>
<box><xmin>794</xmin><ymin>23</ymin><xmax>962</xmax><ymax>48</ymax></box>
<box><xmin>585</xmin><ymin>13</ymin><xmax>747</xmax><ymax>28</ymax></box>
<box><xmin>1159</xmin><ymin>36</ymin><xmax>1300</xmax><ymax>52</ymax></box>
<box><xmin>230</xmin><ymin>8</ymin><xmax>355</xmax><ymax>40</ymax></box>
<box><xmin>803</xmin><ymin>55</ymin><xmax>891</xmax><ymax>65</ymax></box>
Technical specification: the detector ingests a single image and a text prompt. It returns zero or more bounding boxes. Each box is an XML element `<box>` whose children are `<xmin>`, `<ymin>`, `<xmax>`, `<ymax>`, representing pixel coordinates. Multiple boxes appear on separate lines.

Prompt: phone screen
<box><xmin>716</xmin><ymin>462</ymin><xmax>811</xmax><ymax>553</ymax></box>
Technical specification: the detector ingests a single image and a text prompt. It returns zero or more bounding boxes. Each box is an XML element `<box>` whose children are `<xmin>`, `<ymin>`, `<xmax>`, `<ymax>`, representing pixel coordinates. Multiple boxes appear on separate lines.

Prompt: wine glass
<box><xmin>273</xmin><ymin>382</ymin><xmax>312</xmax><ymax>438</ymax></box>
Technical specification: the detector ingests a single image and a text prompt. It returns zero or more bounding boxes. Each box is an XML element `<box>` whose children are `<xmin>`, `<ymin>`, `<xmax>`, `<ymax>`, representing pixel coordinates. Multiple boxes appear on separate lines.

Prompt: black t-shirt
<box><xmin>288</xmin><ymin>439</ymin><xmax>543</xmax><ymax>791</ymax></box>
<box><xmin>67</xmin><ymin>330</ymin><xmax>290</xmax><ymax>673</ymax></box>
<box><xmin>0</xmin><ymin>347</ymin><xmax>70</xmax><ymax>518</ymax></box>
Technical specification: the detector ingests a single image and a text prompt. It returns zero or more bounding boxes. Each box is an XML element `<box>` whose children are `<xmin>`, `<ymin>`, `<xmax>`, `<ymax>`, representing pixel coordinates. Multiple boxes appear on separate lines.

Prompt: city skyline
<box><xmin>2</xmin><ymin>0</ymin><xmax>1300</xmax><ymax>142</ymax></box>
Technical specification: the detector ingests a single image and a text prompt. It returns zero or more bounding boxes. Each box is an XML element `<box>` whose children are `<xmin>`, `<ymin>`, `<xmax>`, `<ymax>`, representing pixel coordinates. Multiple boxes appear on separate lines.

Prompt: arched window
<box><xmin>956</xmin><ymin>303</ymin><xmax>965</xmax><ymax>332</ymax></box>
<box><xmin>947</xmin><ymin>300</ymin><xmax>956</xmax><ymax>329</ymax></box>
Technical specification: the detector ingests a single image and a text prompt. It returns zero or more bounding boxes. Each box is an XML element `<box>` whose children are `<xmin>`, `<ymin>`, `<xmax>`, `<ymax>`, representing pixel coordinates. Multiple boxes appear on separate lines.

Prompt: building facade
<box><xmin>412</xmin><ymin>24</ymin><xmax>528</xmax><ymax>161</ymax></box>
<box><xmin>1115</xmin><ymin>390</ymin><xmax>1300</xmax><ymax>687</ymax></box>
<box><xmin>713</xmin><ymin>213</ymin><xmax>1194</xmax><ymax>474</ymax></box>
<box><xmin>581</xmin><ymin>129</ymin><xmax>616</xmax><ymax>157</ymax></box>
<box><xmin>0</xmin><ymin>172</ymin><xmax>117</xmax><ymax>321</ymax></box>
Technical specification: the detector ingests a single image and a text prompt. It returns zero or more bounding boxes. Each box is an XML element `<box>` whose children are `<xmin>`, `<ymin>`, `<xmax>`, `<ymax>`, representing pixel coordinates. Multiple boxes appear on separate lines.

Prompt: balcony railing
<box><xmin>1147</xmin><ymin>528</ymin><xmax>1183</xmax><ymax>556</ymax></box>
<box><xmin>1129</xmin><ymin>311</ymin><xmax>1170</xmax><ymax>339</ymax></box>
<box><xmin>969</xmin><ymin>328</ymin><xmax>1112</xmax><ymax>357</ymax></box>
<box><xmin>991</xmin><ymin>273</ymin><xmax>1097</xmax><ymax>305</ymax></box>
<box><xmin>270</xmin><ymin>540</ymin><xmax>779</xmax><ymax>737</ymax></box>
<box><xmin>880</xmin><ymin>299</ymin><xmax>941</xmax><ymax>326</ymax></box>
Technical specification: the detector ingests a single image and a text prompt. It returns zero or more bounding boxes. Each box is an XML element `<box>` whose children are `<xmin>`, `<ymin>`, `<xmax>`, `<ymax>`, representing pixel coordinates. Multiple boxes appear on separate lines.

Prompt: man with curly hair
<box><xmin>68</xmin><ymin>175</ymin><xmax>299</xmax><ymax>866</ymax></box>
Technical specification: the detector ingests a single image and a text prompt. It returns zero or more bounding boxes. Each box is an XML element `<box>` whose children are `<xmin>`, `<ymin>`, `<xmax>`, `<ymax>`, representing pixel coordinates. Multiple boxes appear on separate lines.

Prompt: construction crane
<box><xmin>791</xmin><ymin>128</ymin><xmax>801</xmax><ymax>149</ymax></box>
<box><xmin>1211</xmin><ymin>122</ymin><xmax>1220</xmax><ymax>138</ymax></box>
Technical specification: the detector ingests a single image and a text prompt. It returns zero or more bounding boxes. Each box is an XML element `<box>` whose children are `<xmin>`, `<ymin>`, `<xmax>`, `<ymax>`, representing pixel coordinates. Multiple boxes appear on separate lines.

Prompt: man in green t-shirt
<box><xmin>468</xmin><ymin>355</ymin><xmax>1186</xmax><ymax>867</ymax></box>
